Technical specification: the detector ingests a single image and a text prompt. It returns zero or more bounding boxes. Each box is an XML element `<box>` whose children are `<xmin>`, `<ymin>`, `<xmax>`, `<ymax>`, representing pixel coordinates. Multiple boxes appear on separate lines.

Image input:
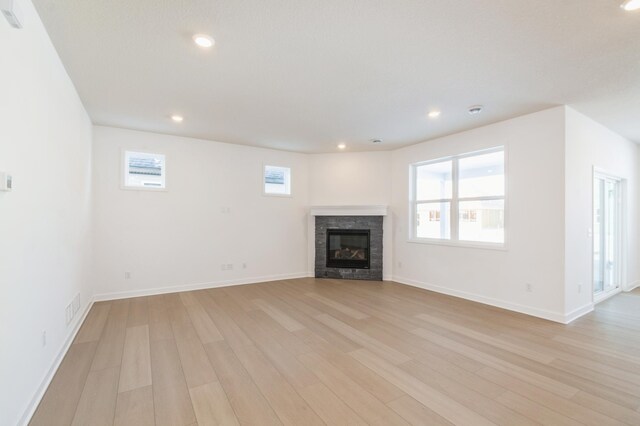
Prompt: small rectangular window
<box><xmin>264</xmin><ymin>165</ymin><xmax>291</xmax><ymax>196</ymax></box>
<box><xmin>411</xmin><ymin>147</ymin><xmax>505</xmax><ymax>246</ymax></box>
<box><xmin>123</xmin><ymin>151</ymin><xmax>166</xmax><ymax>189</ymax></box>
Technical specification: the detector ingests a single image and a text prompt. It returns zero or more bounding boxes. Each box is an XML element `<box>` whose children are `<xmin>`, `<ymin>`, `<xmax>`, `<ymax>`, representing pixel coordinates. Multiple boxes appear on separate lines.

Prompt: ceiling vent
<box><xmin>1</xmin><ymin>0</ymin><xmax>23</xmax><ymax>28</ymax></box>
<box><xmin>468</xmin><ymin>105</ymin><xmax>484</xmax><ymax>115</ymax></box>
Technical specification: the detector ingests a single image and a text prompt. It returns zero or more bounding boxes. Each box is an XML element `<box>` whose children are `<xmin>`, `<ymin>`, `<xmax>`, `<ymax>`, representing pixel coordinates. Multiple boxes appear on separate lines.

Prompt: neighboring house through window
<box><xmin>123</xmin><ymin>151</ymin><xmax>166</xmax><ymax>189</ymax></box>
<box><xmin>264</xmin><ymin>165</ymin><xmax>291</xmax><ymax>196</ymax></box>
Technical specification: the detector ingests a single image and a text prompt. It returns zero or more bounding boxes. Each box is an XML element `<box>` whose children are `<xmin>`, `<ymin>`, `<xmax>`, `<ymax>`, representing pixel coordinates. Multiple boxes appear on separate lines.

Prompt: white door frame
<box><xmin>592</xmin><ymin>168</ymin><xmax>624</xmax><ymax>304</ymax></box>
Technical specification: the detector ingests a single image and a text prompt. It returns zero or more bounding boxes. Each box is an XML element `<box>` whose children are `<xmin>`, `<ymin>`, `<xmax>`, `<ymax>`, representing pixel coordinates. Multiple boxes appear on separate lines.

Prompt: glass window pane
<box><xmin>459</xmin><ymin>151</ymin><xmax>504</xmax><ymax>198</ymax></box>
<box><xmin>264</xmin><ymin>165</ymin><xmax>291</xmax><ymax>195</ymax></box>
<box><xmin>124</xmin><ymin>151</ymin><xmax>166</xmax><ymax>189</ymax></box>
<box><xmin>458</xmin><ymin>199</ymin><xmax>504</xmax><ymax>243</ymax></box>
<box><xmin>416</xmin><ymin>202</ymin><xmax>451</xmax><ymax>239</ymax></box>
<box><xmin>415</xmin><ymin>160</ymin><xmax>452</xmax><ymax>201</ymax></box>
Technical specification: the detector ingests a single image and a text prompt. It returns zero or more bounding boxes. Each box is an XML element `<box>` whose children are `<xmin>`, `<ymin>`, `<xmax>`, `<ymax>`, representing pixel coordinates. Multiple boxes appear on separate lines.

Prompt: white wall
<box><xmin>89</xmin><ymin>110</ymin><xmax>640</xmax><ymax>327</ymax></box>
<box><xmin>309</xmin><ymin>152</ymin><xmax>392</xmax><ymax>206</ymax></box>
<box><xmin>3</xmin><ymin>3</ymin><xmax>638</xmax><ymax>421</ymax></box>
<box><xmin>565</xmin><ymin>107</ymin><xmax>639</xmax><ymax>315</ymax></box>
<box><xmin>307</xmin><ymin>152</ymin><xmax>393</xmax><ymax>277</ymax></box>
<box><xmin>0</xmin><ymin>1</ymin><xmax>94</xmax><ymax>424</ymax></box>
<box><xmin>92</xmin><ymin>126</ymin><xmax>310</xmax><ymax>299</ymax></box>
<box><xmin>391</xmin><ymin>108</ymin><xmax>568</xmax><ymax>321</ymax></box>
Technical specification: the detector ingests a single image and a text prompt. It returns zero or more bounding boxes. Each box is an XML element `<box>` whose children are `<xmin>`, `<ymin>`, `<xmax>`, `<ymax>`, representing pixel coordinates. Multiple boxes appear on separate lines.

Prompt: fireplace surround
<box><xmin>315</xmin><ymin>215</ymin><xmax>383</xmax><ymax>280</ymax></box>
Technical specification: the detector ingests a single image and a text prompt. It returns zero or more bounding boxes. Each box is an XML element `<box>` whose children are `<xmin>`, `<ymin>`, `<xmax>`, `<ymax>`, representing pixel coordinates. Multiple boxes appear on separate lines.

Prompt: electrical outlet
<box><xmin>242</xmin><ymin>263</ymin><xmax>247</xmax><ymax>269</ymax></box>
<box><xmin>398</xmin><ymin>261</ymin><xmax>403</xmax><ymax>268</ymax></box>
<box><xmin>42</xmin><ymin>331</ymin><xmax>47</xmax><ymax>347</ymax></box>
<box><xmin>525</xmin><ymin>283</ymin><xmax>533</xmax><ymax>293</ymax></box>
<box><xmin>124</xmin><ymin>272</ymin><xmax>131</xmax><ymax>279</ymax></box>
<box><xmin>226</xmin><ymin>263</ymin><xmax>233</xmax><ymax>270</ymax></box>
<box><xmin>578</xmin><ymin>284</ymin><xmax>582</xmax><ymax>294</ymax></box>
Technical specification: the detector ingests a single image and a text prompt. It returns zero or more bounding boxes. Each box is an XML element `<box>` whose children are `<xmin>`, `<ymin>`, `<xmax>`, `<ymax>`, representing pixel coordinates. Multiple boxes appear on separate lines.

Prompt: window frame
<box><xmin>409</xmin><ymin>146</ymin><xmax>507</xmax><ymax>250</ymax></box>
<box><xmin>262</xmin><ymin>164</ymin><xmax>292</xmax><ymax>197</ymax></box>
<box><xmin>121</xmin><ymin>149</ymin><xmax>167</xmax><ymax>191</ymax></box>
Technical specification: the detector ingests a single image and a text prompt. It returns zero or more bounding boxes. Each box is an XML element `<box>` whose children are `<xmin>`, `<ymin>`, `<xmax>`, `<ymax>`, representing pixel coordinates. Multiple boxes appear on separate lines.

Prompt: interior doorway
<box><xmin>593</xmin><ymin>172</ymin><xmax>622</xmax><ymax>303</ymax></box>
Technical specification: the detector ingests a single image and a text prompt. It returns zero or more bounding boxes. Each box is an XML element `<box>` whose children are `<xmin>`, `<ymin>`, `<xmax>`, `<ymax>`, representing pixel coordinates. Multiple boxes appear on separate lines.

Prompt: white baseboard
<box><xmin>19</xmin><ymin>298</ymin><xmax>95</xmax><ymax>426</ymax></box>
<box><xmin>563</xmin><ymin>303</ymin><xmax>594</xmax><ymax>323</ymax></box>
<box><xmin>392</xmin><ymin>275</ymin><xmax>585</xmax><ymax>324</ymax></box>
<box><xmin>93</xmin><ymin>272</ymin><xmax>309</xmax><ymax>301</ymax></box>
<box><xmin>625</xmin><ymin>281</ymin><xmax>640</xmax><ymax>292</ymax></box>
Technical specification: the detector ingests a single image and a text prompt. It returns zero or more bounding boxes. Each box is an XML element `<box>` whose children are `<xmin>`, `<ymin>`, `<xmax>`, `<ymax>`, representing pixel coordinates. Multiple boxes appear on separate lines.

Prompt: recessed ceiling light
<box><xmin>171</xmin><ymin>115</ymin><xmax>184</xmax><ymax>123</ymax></box>
<box><xmin>428</xmin><ymin>110</ymin><xmax>441</xmax><ymax>118</ymax></box>
<box><xmin>337</xmin><ymin>143</ymin><xmax>347</xmax><ymax>150</ymax></box>
<box><xmin>468</xmin><ymin>105</ymin><xmax>483</xmax><ymax>115</ymax></box>
<box><xmin>621</xmin><ymin>0</ymin><xmax>640</xmax><ymax>11</ymax></box>
<box><xmin>193</xmin><ymin>34</ymin><xmax>215</xmax><ymax>48</ymax></box>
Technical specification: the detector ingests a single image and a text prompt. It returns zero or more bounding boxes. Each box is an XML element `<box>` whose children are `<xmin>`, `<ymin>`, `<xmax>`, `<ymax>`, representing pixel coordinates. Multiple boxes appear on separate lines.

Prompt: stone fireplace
<box><xmin>312</xmin><ymin>206</ymin><xmax>385</xmax><ymax>280</ymax></box>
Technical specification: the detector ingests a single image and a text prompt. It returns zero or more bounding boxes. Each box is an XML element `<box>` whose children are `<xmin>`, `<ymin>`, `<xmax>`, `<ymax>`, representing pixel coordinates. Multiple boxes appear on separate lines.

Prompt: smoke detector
<box><xmin>468</xmin><ymin>105</ymin><xmax>484</xmax><ymax>115</ymax></box>
<box><xmin>1</xmin><ymin>0</ymin><xmax>23</xmax><ymax>28</ymax></box>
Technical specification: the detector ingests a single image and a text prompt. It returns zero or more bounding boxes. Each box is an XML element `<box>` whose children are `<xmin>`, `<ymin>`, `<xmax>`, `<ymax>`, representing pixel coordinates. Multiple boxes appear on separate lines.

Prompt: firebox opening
<box><xmin>326</xmin><ymin>229</ymin><xmax>370</xmax><ymax>269</ymax></box>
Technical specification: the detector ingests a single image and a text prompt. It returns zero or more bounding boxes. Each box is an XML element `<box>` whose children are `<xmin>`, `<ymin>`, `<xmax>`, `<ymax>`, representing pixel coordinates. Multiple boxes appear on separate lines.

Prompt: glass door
<box><xmin>593</xmin><ymin>174</ymin><xmax>621</xmax><ymax>300</ymax></box>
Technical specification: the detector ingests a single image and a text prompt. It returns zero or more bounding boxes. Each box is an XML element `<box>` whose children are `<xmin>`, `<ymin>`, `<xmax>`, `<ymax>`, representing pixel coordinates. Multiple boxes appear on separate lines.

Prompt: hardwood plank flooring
<box><xmin>113</xmin><ymin>386</ymin><xmax>155</xmax><ymax>426</ymax></box>
<box><xmin>189</xmin><ymin>381</ymin><xmax>238</xmax><ymax>426</ymax></box>
<box><xmin>30</xmin><ymin>279</ymin><xmax>640</xmax><ymax>425</ymax></box>
<box><xmin>118</xmin><ymin>324</ymin><xmax>152</xmax><ymax>393</ymax></box>
<box><xmin>71</xmin><ymin>367</ymin><xmax>120</xmax><ymax>426</ymax></box>
<box><xmin>150</xmin><ymin>338</ymin><xmax>196</xmax><ymax>426</ymax></box>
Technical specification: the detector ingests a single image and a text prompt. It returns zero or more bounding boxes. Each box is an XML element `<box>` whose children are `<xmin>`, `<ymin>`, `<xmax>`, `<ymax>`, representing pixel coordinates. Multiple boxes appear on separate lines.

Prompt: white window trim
<box><xmin>408</xmin><ymin>146</ymin><xmax>508</xmax><ymax>250</ymax></box>
<box><xmin>120</xmin><ymin>149</ymin><xmax>168</xmax><ymax>192</ymax></box>
<box><xmin>262</xmin><ymin>164</ymin><xmax>292</xmax><ymax>197</ymax></box>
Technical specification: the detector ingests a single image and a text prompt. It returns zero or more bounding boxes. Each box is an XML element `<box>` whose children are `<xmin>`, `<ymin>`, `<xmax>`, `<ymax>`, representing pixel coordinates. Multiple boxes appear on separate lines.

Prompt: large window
<box><xmin>411</xmin><ymin>147</ymin><xmax>505</xmax><ymax>245</ymax></box>
<box><xmin>123</xmin><ymin>151</ymin><xmax>166</xmax><ymax>190</ymax></box>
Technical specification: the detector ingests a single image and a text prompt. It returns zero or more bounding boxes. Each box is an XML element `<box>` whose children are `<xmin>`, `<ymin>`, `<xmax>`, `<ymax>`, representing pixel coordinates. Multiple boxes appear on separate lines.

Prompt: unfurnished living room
<box><xmin>2</xmin><ymin>0</ymin><xmax>640</xmax><ymax>425</ymax></box>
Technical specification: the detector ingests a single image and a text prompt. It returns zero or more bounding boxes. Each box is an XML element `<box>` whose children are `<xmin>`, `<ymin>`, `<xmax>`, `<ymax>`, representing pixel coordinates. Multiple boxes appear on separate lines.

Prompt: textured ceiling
<box><xmin>33</xmin><ymin>0</ymin><xmax>640</xmax><ymax>153</ymax></box>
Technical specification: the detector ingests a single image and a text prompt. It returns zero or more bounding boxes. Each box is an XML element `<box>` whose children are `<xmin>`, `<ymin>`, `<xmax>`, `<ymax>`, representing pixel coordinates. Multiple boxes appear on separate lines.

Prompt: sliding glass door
<box><xmin>593</xmin><ymin>173</ymin><xmax>621</xmax><ymax>300</ymax></box>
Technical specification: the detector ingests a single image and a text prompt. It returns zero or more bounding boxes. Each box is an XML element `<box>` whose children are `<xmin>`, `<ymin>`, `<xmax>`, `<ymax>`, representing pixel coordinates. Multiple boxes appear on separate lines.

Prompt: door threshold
<box><xmin>594</xmin><ymin>287</ymin><xmax>622</xmax><ymax>304</ymax></box>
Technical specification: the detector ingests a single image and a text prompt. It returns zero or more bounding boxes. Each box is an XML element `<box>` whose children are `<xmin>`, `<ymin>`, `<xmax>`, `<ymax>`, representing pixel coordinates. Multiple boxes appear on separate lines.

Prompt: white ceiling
<box><xmin>34</xmin><ymin>0</ymin><xmax>640</xmax><ymax>153</ymax></box>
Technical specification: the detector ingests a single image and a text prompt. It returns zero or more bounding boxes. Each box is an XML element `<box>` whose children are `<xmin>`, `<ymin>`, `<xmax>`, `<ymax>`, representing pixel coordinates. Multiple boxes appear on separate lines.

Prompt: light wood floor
<box><xmin>31</xmin><ymin>279</ymin><xmax>640</xmax><ymax>426</ymax></box>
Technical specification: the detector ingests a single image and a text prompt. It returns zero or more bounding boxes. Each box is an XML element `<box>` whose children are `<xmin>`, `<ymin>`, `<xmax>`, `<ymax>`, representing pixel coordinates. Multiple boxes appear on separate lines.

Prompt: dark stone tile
<box><xmin>314</xmin><ymin>216</ymin><xmax>383</xmax><ymax>281</ymax></box>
